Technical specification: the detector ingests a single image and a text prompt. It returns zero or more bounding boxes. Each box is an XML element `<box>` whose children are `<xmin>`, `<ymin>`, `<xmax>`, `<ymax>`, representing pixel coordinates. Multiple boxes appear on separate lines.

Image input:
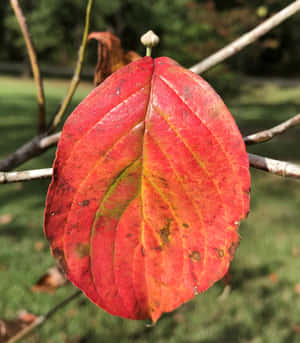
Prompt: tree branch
<box><xmin>0</xmin><ymin>0</ymin><xmax>94</xmax><ymax>172</ymax></box>
<box><xmin>5</xmin><ymin>290</ymin><xmax>82</xmax><ymax>343</ymax></box>
<box><xmin>48</xmin><ymin>0</ymin><xmax>94</xmax><ymax>132</ymax></box>
<box><xmin>0</xmin><ymin>168</ymin><xmax>53</xmax><ymax>184</ymax></box>
<box><xmin>190</xmin><ymin>0</ymin><xmax>300</xmax><ymax>74</ymax></box>
<box><xmin>2</xmin><ymin>153</ymin><xmax>300</xmax><ymax>183</ymax></box>
<box><xmin>244</xmin><ymin>113</ymin><xmax>300</xmax><ymax>145</ymax></box>
<box><xmin>248</xmin><ymin>153</ymin><xmax>300</xmax><ymax>179</ymax></box>
<box><xmin>0</xmin><ymin>133</ymin><xmax>48</xmax><ymax>172</ymax></box>
<box><xmin>10</xmin><ymin>0</ymin><xmax>46</xmax><ymax>133</ymax></box>
<box><xmin>39</xmin><ymin>132</ymin><xmax>61</xmax><ymax>149</ymax></box>
<box><xmin>1</xmin><ymin>0</ymin><xmax>300</xmax><ymax>172</ymax></box>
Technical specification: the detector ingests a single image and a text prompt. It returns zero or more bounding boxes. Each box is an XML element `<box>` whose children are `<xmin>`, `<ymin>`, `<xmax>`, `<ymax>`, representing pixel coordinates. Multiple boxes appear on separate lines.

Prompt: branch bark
<box><xmin>248</xmin><ymin>153</ymin><xmax>300</xmax><ymax>179</ymax></box>
<box><xmin>190</xmin><ymin>0</ymin><xmax>300</xmax><ymax>74</ymax></box>
<box><xmin>48</xmin><ymin>0</ymin><xmax>94</xmax><ymax>132</ymax></box>
<box><xmin>40</xmin><ymin>132</ymin><xmax>61</xmax><ymax>149</ymax></box>
<box><xmin>5</xmin><ymin>290</ymin><xmax>82</xmax><ymax>343</ymax></box>
<box><xmin>0</xmin><ymin>0</ymin><xmax>94</xmax><ymax>172</ymax></box>
<box><xmin>0</xmin><ymin>133</ymin><xmax>49</xmax><ymax>172</ymax></box>
<box><xmin>244</xmin><ymin>113</ymin><xmax>300</xmax><ymax>145</ymax></box>
<box><xmin>10</xmin><ymin>0</ymin><xmax>46</xmax><ymax>133</ymax></box>
<box><xmin>2</xmin><ymin>153</ymin><xmax>300</xmax><ymax>183</ymax></box>
<box><xmin>1</xmin><ymin>0</ymin><xmax>300</xmax><ymax>172</ymax></box>
<box><xmin>0</xmin><ymin>168</ymin><xmax>52</xmax><ymax>184</ymax></box>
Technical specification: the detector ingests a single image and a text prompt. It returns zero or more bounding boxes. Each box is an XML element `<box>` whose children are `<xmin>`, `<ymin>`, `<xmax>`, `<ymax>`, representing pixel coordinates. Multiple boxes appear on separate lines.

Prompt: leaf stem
<box><xmin>146</xmin><ymin>46</ymin><xmax>152</xmax><ymax>57</ymax></box>
<box><xmin>48</xmin><ymin>0</ymin><xmax>94</xmax><ymax>132</ymax></box>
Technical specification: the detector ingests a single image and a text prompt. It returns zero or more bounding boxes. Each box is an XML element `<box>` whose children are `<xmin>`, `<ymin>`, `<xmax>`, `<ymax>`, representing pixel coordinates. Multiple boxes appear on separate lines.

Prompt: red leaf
<box><xmin>44</xmin><ymin>57</ymin><xmax>250</xmax><ymax>322</ymax></box>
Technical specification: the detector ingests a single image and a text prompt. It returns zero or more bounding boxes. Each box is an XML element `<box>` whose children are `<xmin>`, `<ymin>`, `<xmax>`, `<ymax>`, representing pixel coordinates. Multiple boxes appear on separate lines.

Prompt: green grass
<box><xmin>0</xmin><ymin>75</ymin><xmax>300</xmax><ymax>343</ymax></box>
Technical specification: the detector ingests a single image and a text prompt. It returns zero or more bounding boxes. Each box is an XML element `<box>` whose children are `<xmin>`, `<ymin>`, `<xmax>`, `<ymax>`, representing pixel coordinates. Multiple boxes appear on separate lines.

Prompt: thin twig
<box><xmin>10</xmin><ymin>0</ymin><xmax>46</xmax><ymax>133</ymax></box>
<box><xmin>248</xmin><ymin>153</ymin><xmax>300</xmax><ymax>179</ymax></box>
<box><xmin>48</xmin><ymin>0</ymin><xmax>94</xmax><ymax>132</ymax></box>
<box><xmin>0</xmin><ymin>0</ymin><xmax>94</xmax><ymax>172</ymax></box>
<box><xmin>2</xmin><ymin>153</ymin><xmax>300</xmax><ymax>183</ymax></box>
<box><xmin>0</xmin><ymin>133</ymin><xmax>48</xmax><ymax>172</ymax></box>
<box><xmin>5</xmin><ymin>290</ymin><xmax>82</xmax><ymax>343</ymax></box>
<box><xmin>0</xmin><ymin>132</ymin><xmax>60</xmax><ymax>172</ymax></box>
<box><xmin>39</xmin><ymin>132</ymin><xmax>61</xmax><ymax>149</ymax></box>
<box><xmin>190</xmin><ymin>0</ymin><xmax>300</xmax><ymax>74</ymax></box>
<box><xmin>1</xmin><ymin>0</ymin><xmax>300</xmax><ymax>171</ymax></box>
<box><xmin>244</xmin><ymin>113</ymin><xmax>300</xmax><ymax>145</ymax></box>
<box><xmin>0</xmin><ymin>168</ymin><xmax>52</xmax><ymax>184</ymax></box>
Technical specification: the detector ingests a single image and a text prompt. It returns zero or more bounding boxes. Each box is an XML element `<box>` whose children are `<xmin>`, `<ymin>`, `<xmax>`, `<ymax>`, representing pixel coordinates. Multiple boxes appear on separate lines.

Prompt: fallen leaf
<box><xmin>0</xmin><ymin>312</ymin><xmax>37</xmax><ymax>343</ymax></box>
<box><xmin>44</xmin><ymin>57</ymin><xmax>250</xmax><ymax>322</ymax></box>
<box><xmin>34</xmin><ymin>241</ymin><xmax>45</xmax><ymax>252</ymax></box>
<box><xmin>292</xmin><ymin>246</ymin><xmax>300</xmax><ymax>257</ymax></box>
<box><xmin>32</xmin><ymin>266</ymin><xmax>67</xmax><ymax>293</ymax></box>
<box><xmin>0</xmin><ymin>214</ymin><xmax>13</xmax><ymax>225</ymax></box>
<box><xmin>293</xmin><ymin>324</ymin><xmax>300</xmax><ymax>334</ymax></box>
<box><xmin>88</xmin><ymin>31</ymin><xmax>141</xmax><ymax>86</ymax></box>
<box><xmin>17</xmin><ymin>310</ymin><xmax>37</xmax><ymax>324</ymax></box>
<box><xmin>294</xmin><ymin>283</ymin><xmax>300</xmax><ymax>295</ymax></box>
<box><xmin>268</xmin><ymin>273</ymin><xmax>279</xmax><ymax>284</ymax></box>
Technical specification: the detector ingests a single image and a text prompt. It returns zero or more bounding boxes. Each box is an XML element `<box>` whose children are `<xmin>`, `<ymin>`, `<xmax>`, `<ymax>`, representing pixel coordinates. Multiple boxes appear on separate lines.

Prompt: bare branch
<box><xmin>0</xmin><ymin>134</ymin><xmax>48</xmax><ymax>172</ymax></box>
<box><xmin>0</xmin><ymin>168</ymin><xmax>52</xmax><ymax>184</ymax></box>
<box><xmin>40</xmin><ymin>132</ymin><xmax>61</xmax><ymax>149</ymax></box>
<box><xmin>1</xmin><ymin>0</ymin><xmax>300</xmax><ymax>172</ymax></box>
<box><xmin>248</xmin><ymin>153</ymin><xmax>300</xmax><ymax>179</ymax></box>
<box><xmin>10</xmin><ymin>0</ymin><xmax>46</xmax><ymax>133</ymax></box>
<box><xmin>0</xmin><ymin>132</ymin><xmax>61</xmax><ymax>172</ymax></box>
<box><xmin>0</xmin><ymin>0</ymin><xmax>94</xmax><ymax>172</ymax></box>
<box><xmin>48</xmin><ymin>0</ymin><xmax>94</xmax><ymax>132</ymax></box>
<box><xmin>3</xmin><ymin>152</ymin><xmax>300</xmax><ymax>183</ymax></box>
<box><xmin>190</xmin><ymin>0</ymin><xmax>300</xmax><ymax>74</ymax></box>
<box><xmin>5</xmin><ymin>290</ymin><xmax>82</xmax><ymax>343</ymax></box>
<box><xmin>244</xmin><ymin>113</ymin><xmax>300</xmax><ymax>145</ymax></box>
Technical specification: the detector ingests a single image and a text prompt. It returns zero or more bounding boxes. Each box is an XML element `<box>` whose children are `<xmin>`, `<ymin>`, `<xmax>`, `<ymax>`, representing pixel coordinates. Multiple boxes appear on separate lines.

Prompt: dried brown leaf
<box><xmin>32</xmin><ymin>266</ymin><xmax>67</xmax><ymax>293</ymax></box>
<box><xmin>88</xmin><ymin>31</ymin><xmax>141</xmax><ymax>86</ymax></box>
<box><xmin>0</xmin><ymin>214</ymin><xmax>13</xmax><ymax>225</ymax></box>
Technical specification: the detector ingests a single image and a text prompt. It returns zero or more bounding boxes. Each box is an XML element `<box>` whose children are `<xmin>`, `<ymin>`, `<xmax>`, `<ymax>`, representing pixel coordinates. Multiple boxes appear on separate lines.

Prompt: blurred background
<box><xmin>0</xmin><ymin>0</ymin><xmax>300</xmax><ymax>342</ymax></box>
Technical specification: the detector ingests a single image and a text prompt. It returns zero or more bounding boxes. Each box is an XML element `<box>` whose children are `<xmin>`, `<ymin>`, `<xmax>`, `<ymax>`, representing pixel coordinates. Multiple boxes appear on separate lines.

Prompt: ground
<box><xmin>0</xmin><ymin>75</ymin><xmax>299</xmax><ymax>343</ymax></box>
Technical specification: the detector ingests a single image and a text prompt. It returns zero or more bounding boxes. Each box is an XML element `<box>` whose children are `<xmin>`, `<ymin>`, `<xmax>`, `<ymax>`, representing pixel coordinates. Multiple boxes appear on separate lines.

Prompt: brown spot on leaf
<box><xmin>154</xmin><ymin>246</ymin><xmax>162</xmax><ymax>251</ymax></box>
<box><xmin>189</xmin><ymin>251</ymin><xmax>201</xmax><ymax>262</ymax></box>
<box><xmin>216</xmin><ymin>248</ymin><xmax>224</xmax><ymax>258</ymax></box>
<box><xmin>75</xmin><ymin>243</ymin><xmax>90</xmax><ymax>258</ymax></box>
<box><xmin>52</xmin><ymin>247</ymin><xmax>67</xmax><ymax>273</ymax></box>
<box><xmin>78</xmin><ymin>199</ymin><xmax>90</xmax><ymax>207</ymax></box>
<box><xmin>152</xmin><ymin>174</ymin><xmax>168</xmax><ymax>187</ymax></box>
<box><xmin>182</xmin><ymin>223</ymin><xmax>189</xmax><ymax>228</ymax></box>
<box><xmin>160</xmin><ymin>218</ymin><xmax>172</xmax><ymax>245</ymax></box>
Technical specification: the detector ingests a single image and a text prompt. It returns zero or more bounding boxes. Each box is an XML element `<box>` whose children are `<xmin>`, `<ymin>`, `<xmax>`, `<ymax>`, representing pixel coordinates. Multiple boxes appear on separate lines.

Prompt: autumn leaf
<box><xmin>88</xmin><ymin>31</ymin><xmax>141</xmax><ymax>86</ymax></box>
<box><xmin>0</xmin><ymin>311</ymin><xmax>37</xmax><ymax>343</ymax></box>
<box><xmin>32</xmin><ymin>266</ymin><xmax>67</xmax><ymax>293</ymax></box>
<box><xmin>44</xmin><ymin>57</ymin><xmax>250</xmax><ymax>322</ymax></box>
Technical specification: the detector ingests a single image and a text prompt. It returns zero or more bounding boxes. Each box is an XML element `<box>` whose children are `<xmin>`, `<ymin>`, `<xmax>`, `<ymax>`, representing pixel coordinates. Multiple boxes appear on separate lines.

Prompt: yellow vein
<box><xmin>159</xmin><ymin>74</ymin><xmax>246</xmax><ymax>216</ymax></box>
